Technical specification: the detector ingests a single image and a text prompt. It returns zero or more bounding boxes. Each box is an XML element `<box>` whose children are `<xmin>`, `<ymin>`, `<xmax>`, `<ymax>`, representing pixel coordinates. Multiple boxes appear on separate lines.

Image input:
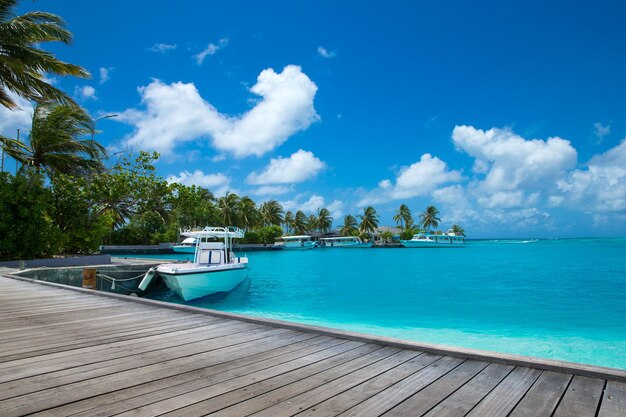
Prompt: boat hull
<box><xmin>401</xmin><ymin>240</ymin><xmax>465</xmax><ymax>248</ymax></box>
<box><xmin>275</xmin><ymin>241</ymin><xmax>316</xmax><ymax>250</ymax></box>
<box><xmin>320</xmin><ymin>242</ymin><xmax>372</xmax><ymax>248</ymax></box>
<box><xmin>171</xmin><ymin>245</ymin><xmax>196</xmax><ymax>254</ymax></box>
<box><xmin>157</xmin><ymin>264</ymin><xmax>248</xmax><ymax>301</ymax></box>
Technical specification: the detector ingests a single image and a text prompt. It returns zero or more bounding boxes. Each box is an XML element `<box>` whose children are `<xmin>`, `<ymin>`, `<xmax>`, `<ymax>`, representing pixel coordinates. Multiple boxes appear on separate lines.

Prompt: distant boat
<box><xmin>140</xmin><ymin>227</ymin><xmax>249</xmax><ymax>301</ymax></box>
<box><xmin>273</xmin><ymin>235</ymin><xmax>316</xmax><ymax>250</ymax></box>
<box><xmin>318</xmin><ymin>236</ymin><xmax>372</xmax><ymax>248</ymax></box>
<box><xmin>401</xmin><ymin>229</ymin><xmax>466</xmax><ymax>248</ymax></box>
<box><xmin>171</xmin><ymin>237</ymin><xmax>197</xmax><ymax>253</ymax></box>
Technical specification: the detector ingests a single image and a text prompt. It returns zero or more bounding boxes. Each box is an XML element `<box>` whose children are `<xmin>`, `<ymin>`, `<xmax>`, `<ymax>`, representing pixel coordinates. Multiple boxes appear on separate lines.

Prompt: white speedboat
<box><xmin>171</xmin><ymin>237</ymin><xmax>197</xmax><ymax>253</ymax></box>
<box><xmin>139</xmin><ymin>227</ymin><xmax>249</xmax><ymax>301</ymax></box>
<box><xmin>273</xmin><ymin>235</ymin><xmax>316</xmax><ymax>250</ymax></box>
<box><xmin>401</xmin><ymin>230</ymin><xmax>466</xmax><ymax>248</ymax></box>
<box><xmin>318</xmin><ymin>236</ymin><xmax>372</xmax><ymax>248</ymax></box>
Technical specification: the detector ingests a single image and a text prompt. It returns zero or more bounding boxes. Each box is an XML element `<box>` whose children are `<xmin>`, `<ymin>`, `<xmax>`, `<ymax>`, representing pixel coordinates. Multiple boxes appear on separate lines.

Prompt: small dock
<box><xmin>1</xmin><ymin>275</ymin><xmax>625</xmax><ymax>416</ymax></box>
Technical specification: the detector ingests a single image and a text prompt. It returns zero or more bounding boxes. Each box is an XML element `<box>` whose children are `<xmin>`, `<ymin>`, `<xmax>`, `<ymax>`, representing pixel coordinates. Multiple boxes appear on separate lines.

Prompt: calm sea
<box><xmin>140</xmin><ymin>238</ymin><xmax>626</xmax><ymax>369</ymax></box>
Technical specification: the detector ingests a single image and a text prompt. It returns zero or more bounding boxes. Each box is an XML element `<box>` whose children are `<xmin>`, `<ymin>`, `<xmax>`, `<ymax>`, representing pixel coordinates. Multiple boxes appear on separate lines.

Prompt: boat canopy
<box><xmin>320</xmin><ymin>236</ymin><xmax>358</xmax><ymax>241</ymax></box>
<box><xmin>181</xmin><ymin>226</ymin><xmax>245</xmax><ymax>239</ymax></box>
<box><xmin>279</xmin><ymin>235</ymin><xmax>312</xmax><ymax>241</ymax></box>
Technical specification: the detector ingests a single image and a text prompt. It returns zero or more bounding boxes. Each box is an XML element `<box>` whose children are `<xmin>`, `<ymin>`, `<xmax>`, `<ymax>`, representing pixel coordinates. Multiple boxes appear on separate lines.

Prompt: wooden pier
<box><xmin>0</xmin><ymin>275</ymin><xmax>625</xmax><ymax>416</ymax></box>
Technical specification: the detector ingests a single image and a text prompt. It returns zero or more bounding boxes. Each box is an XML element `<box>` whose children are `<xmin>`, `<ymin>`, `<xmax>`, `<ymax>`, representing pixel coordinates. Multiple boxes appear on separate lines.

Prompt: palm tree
<box><xmin>283</xmin><ymin>211</ymin><xmax>294</xmax><ymax>233</ymax></box>
<box><xmin>358</xmin><ymin>206</ymin><xmax>379</xmax><ymax>234</ymax></box>
<box><xmin>393</xmin><ymin>204</ymin><xmax>412</xmax><ymax>230</ymax></box>
<box><xmin>259</xmin><ymin>200</ymin><xmax>284</xmax><ymax>226</ymax></box>
<box><xmin>316</xmin><ymin>208</ymin><xmax>333</xmax><ymax>233</ymax></box>
<box><xmin>451</xmin><ymin>224</ymin><xmax>466</xmax><ymax>236</ymax></box>
<box><xmin>307</xmin><ymin>214</ymin><xmax>318</xmax><ymax>232</ymax></box>
<box><xmin>3</xmin><ymin>102</ymin><xmax>106</xmax><ymax>178</ymax></box>
<box><xmin>293</xmin><ymin>210</ymin><xmax>308</xmax><ymax>235</ymax></box>
<box><xmin>339</xmin><ymin>214</ymin><xmax>358</xmax><ymax>236</ymax></box>
<box><xmin>217</xmin><ymin>192</ymin><xmax>240</xmax><ymax>226</ymax></box>
<box><xmin>237</xmin><ymin>196</ymin><xmax>259</xmax><ymax>229</ymax></box>
<box><xmin>0</xmin><ymin>1</ymin><xmax>89</xmax><ymax>109</ymax></box>
<box><xmin>419</xmin><ymin>205</ymin><xmax>441</xmax><ymax>231</ymax></box>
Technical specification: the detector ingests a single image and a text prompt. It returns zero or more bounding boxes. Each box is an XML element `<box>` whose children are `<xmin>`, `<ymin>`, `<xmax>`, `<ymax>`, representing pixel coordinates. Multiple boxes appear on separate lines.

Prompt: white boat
<box><xmin>401</xmin><ymin>229</ymin><xmax>466</xmax><ymax>248</ymax></box>
<box><xmin>273</xmin><ymin>235</ymin><xmax>316</xmax><ymax>250</ymax></box>
<box><xmin>171</xmin><ymin>237</ymin><xmax>197</xmax><ymax>253</ymax></box>
<box><xmin>139</xmin><ymin>227</ymin><xmax>249</xmax><ymax>301</ymax></box>
<box><xmin>318</xmin><ymin>236</ymin><xmax>372</xmax><ymax>248</ymax></box>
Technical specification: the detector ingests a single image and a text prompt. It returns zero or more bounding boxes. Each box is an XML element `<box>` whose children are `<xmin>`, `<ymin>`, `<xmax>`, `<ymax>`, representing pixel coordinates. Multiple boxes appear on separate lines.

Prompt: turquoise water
<box><xmin>131</xmin><ymin>238</ymin><xmax>626</xmax><ymax>369</ymax></box>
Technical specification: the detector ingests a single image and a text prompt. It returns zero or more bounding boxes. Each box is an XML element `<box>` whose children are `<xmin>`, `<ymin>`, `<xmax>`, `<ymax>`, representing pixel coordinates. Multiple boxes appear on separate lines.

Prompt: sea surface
<box><xmin>132</xmin><ymin>238</ymin><xmax>626</xmax><ymax>369</ymax></box>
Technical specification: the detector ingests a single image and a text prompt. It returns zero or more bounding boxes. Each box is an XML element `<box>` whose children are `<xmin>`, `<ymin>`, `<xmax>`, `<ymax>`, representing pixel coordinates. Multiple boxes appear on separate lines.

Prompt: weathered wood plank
<box><xmin>509</xmin><ymin>370</ymin><xmax>572</xmax><ymax>417</ymax></box>
<box><xmin>34</xmin><ymin>334</ymin><xmax>336</xmax><ymax>417</ymax></box>
<box><xmin>121</xmin><ymin>343</ymin><xmax>387</xmax><ymax>417</ymax></box>
<box><xmin>294</xmin><ymin>352</ymin><xmax>441</xmax><ymax>417</ymax></box>
<box><xmin>335</xmin><ymin>356</ymin><xmax>465</xmax><ymax>417</ymax></box>
<box><xmin>0</xmin><ymin>321</ymin><xmax>267</xmax><ymax>401</ymax></box>
<box><xmin>553</xmin><ymin>375</ymin><xmax>605</xmax><ymax>417</ymax></box>
<box><xmin>423</xmin><ymin>362</ymin><xmax>514</xmax><ymax>417</ymax></box>
<box><xmin>599</xmin><ymin>380</ymin><xmax>626</xmax><ymax>417</ymax></box>
<box><xmin>382</xmin><ymin>360</ymin><xmax>489</xmax><ymax>416</ymax></box>
<box><xmin>465</xmin><ymin>366</ymin><xmax>541</xmax><ymax>417</ymax></box>
<box><xmin>0</xmin><ymin>327</ymin><xmax>297</xmax><ymax>416</ymax></box>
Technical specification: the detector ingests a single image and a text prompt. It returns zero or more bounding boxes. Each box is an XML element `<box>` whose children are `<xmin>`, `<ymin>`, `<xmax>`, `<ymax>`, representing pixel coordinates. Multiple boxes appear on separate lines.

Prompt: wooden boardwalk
<box><xmin>1</xmin><ymin>276</ymin><xmax>625</xmax><ymax>416</ymax></box>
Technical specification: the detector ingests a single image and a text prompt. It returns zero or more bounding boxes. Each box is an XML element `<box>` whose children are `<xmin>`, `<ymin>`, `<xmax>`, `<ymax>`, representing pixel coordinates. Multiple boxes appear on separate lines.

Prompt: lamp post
<box><xmin>90</xmin><ymin>114</ymin><xmax>118</xmax><ymax>145</ymax></box>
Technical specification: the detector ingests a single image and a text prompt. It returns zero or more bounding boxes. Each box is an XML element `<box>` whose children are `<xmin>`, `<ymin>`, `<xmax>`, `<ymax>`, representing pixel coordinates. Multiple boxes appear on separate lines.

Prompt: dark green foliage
<box><xmin>49</xmin><ymin>174</ymin><xmax>113</xmax><ymax>253</ymax></box>
<box><xmin>400</xmin><ymin>228</ymin><xmax>416</xmax><ymax>240</ymax></box>
<box><xmin>0</xmin><ymin>172</ymin><xmax>62</xmax><ymax>260</ymax></box>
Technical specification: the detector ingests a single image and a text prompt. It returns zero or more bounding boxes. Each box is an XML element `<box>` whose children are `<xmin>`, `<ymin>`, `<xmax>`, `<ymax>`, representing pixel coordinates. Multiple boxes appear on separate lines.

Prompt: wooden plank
<box><xmin>0</xmin><ymin>316</ymin><xmax>237</xmax><ymax>363</ymax></box>
<box><xmin>0</xmin><ymin>321</ymin><xmax>266</xmax><ymax>401</ymax></box>
<box><xmin>465</xmin><ymin>366</ymin><xmax>542</xmax><ymax>417</ymax></box>
<box><xmin>33</xmin><ymin>334</ymin><xmax>337</xmax><ymax>417</ymax></box>
<box><xmin>0</xmin><ymin>319</ymin><xmax>245</xmax><ymax>383</ymax></box>
<box><xmin>599</xmin><ymin>380</ymin><xmax>626</xmax><ymax>417</ymax></box>
<box><xmin>293</xmin><ymin>352</ymin><xmax>442</xmax><ymax>417</ymax></box>
<box><xmin>382</xmin><ymin>360</ymin><xmax>489</xmax><ymax>416</ymax></box>
<box><xmin>0</xmin><ymin>315</ymin><xmax>220</xmax><ymax>372</ymax></box>
<box><xmin>337</xmin><ymin>356</ymin><xmax>464</xmax><ymax>417</ymax></box>
<box><xmin>0</xmin><ymin>328</ymin><xmax>296</xmax><ymax>416</ymax></box>
<box><xmin>118</xmin><ymin>343</ymin><xmax>386</xmax><ymax>417</ymax></box>
<box><xmin>553</xmin><ymin>375</ymin><xmax>605</xmax><ymax>417</ymax></box>
<box><xmin>509</xmin><ymin>371</ymin><xmax>572</xmax><ymax>417</ymax></box>
<box><xmin>423</xmin><ymin>362</ymin><xmax>514</xmax><ymax>417</ymax></box>
<box><xmin>0</xmin><ymin>312</ymin><xmax>208</xmax><ymax>349</ymax></box>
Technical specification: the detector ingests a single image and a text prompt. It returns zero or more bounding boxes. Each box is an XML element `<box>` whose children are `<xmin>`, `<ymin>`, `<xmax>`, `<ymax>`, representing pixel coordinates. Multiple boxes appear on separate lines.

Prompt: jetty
<box><xmin>0</xmin><ymin>275</ymin><xmax>625</xmax><ymax>416</ymax></box>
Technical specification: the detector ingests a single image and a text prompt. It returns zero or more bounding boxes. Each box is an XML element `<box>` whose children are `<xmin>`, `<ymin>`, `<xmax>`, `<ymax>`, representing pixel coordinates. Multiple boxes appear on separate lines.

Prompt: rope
<box><xmin>96</xmin><ymin>270</ymin><xmax>153</xmax><ymax>292</ymax></box>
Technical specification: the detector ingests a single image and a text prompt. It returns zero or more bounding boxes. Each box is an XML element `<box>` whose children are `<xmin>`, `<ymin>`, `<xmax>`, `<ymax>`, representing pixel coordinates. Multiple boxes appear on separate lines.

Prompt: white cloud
<box><xmin>193</xmin><ymin>38</ymin><xmax>228</xmax><ymax>65</ymax></box>
<box><xmin>119</xmin><ymin>65</ymin><xmax>319</xmax><ymax>158</ymax></box>
<box><xmin>593</xmin><ymin>122</ymin><xmax>610</xmax><ymax>144</ymax></box>
<box><xmin>317</xmin><ymin>46</ymin><xmax>336</xmax><ymax>58</ymax></box>
<box><xmin>251</xmin><ymin>185</ymin><xmax>293</xmax><ymax>196</ymax></box>
<box><xmin>452</xmin><ymin>125</ymin><xmax>577</xmax><ymax>193</ymax></box>
<box><xmin>166</xmin><ymin>170</ymin><xmax>232</xmax><ymax>197</ymax></box>
<box><xmin>327</xmin><ymin>199</ymin><xmax>344</xmax><ymax>220</ymax></box>
<box><xmin>99</xmin><ymin>67</ymin><xmax>114</xmax><ymax>84</ymax></box>
<box><xmin>379</xmin><ymin>179</ymin><xmax>392</xmax><ymax>189</ymax></box>
<box><xmin>75</xmin><ymin>85</ymin><xmax>97</xmax><ymax>101</ymax></box>
<box><xmin>280</xmin><ymin>194</ymin><xmax>325</xmax><ymax>214</ymax></box>
<box><xmin>149</xmin><ymin>43</ymin><xmax>177</xmax><ymax>53</ymax></box>
<box><xmin>358</xmin><ymin>154</ymin><xmax>461</xmax><ymax>205</ymax></box>
<box><xmin>0</xmin><ymin>92</ymin><xmax>32</xmax><ymax>137</ymax></box>
<box><xmin>553</xmin><ymin>138</ymin><xmax>626</xmax><ymax>213</ymax></box>
<box><xmin>247</xmin><ymin>150</ymin><xmax>325</xmax><ymax>185</ymax></box>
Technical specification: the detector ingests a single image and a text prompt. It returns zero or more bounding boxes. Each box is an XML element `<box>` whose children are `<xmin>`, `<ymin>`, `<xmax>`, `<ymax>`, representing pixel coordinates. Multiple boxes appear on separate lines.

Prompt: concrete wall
<box><xmin>0</xmin><ymin>254</ymin><xmax>111</xmax><ymax>269</ymax></box>
<box><xmin>15</xmin><ymin>263</ymin><xmax>160</xmax><ymax>295</ymax></box>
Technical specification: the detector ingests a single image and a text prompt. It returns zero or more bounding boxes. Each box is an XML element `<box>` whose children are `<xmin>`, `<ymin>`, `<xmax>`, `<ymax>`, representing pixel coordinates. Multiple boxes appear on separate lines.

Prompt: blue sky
<box><xmin>3</xmin><ymin>0</ymin><xmax>626</xmax><ymax>237</ymax></box>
